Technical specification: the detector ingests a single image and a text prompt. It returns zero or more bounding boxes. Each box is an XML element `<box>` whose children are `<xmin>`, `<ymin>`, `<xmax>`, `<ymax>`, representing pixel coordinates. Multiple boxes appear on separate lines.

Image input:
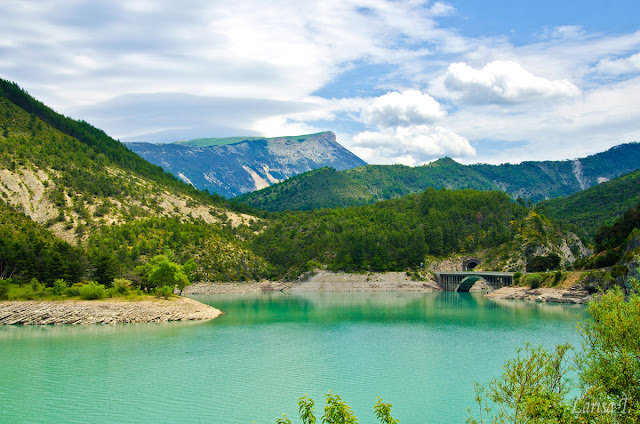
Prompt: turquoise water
<box><xmin>0</xmin><ymin>292</ymin><xmax>585</xmax><ymax>423</ymax></box>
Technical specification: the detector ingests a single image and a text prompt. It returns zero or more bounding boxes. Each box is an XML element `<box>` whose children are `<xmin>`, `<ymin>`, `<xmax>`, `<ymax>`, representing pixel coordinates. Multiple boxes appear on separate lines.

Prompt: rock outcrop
<box><xmin>487</xmin><ymin>285</ymin><xmax>592</xmax><ymax>304</ymax></box>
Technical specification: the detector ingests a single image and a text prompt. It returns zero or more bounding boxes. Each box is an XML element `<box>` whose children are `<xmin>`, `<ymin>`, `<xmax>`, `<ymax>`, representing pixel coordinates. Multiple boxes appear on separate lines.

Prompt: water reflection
<box><xmin>191</xmin><ymin>291</ymin><xmax>586</xmax><ymax>326</ymax></box>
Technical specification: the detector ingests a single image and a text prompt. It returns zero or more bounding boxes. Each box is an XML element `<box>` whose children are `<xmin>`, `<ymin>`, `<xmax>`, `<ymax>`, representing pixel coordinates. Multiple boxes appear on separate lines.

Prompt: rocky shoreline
<box><xmin>183</xmin><ymin>271</ymin><xmax>443</xmax><ymax>294</ymax></box>
<box><xmin>486</xmin><ymin>285</ymin><xmax>592</xmax><ymax>304</ymax></box>
<box><xmin>0</xmin><ymin>297</ymin><xmax>222</xmax><ymax>325</ymax></box>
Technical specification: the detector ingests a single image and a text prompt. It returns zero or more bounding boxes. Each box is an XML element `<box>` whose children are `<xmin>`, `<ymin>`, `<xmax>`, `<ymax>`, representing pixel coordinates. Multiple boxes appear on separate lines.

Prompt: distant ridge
<box><xmin>174</xmin><ymin>132</ymin><xmax>326</xmax><ymax>147</ymax></box>
<box><xmin>126</xmin><ymin>131</ymin><xmax>367</xmax><ymax>198</ymax></box>
<box><xmin>236</xmin><ymin>142</ymin><xmax>640</xmax><ymax>211</ymax></box>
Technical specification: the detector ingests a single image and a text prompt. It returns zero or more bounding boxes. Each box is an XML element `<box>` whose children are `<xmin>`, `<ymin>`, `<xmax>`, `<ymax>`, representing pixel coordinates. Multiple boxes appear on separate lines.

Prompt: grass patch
<box><xmin>519</xmin><ymin>271</ymin><xmax>575</xmax><ymax>288</ymax></box>
<box><xmin>1</xmin><ymin>280</ymin><xmax>169</xmax><ymax>301</ymax></box>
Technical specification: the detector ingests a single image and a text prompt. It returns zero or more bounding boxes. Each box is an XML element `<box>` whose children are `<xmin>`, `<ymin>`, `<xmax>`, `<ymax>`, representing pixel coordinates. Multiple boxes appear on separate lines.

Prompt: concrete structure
<box><xmin>434</xmin><ymin>271</ymin><xmax>514</xmax><ymax>292</ymax></box>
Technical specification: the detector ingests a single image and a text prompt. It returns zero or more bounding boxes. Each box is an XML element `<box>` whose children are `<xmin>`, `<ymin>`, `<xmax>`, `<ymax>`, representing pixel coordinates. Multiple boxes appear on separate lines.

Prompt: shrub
<box><xmin>0</xmin><ymin>279</ymin><xmax>10</xmax><ymax>300</ymax></box>
<box><xmin>65</xmin><ymin>287</ymin><xmax>81</xmax><ymax>297</ymax></box>
<box><xmin>52</xmin><ymin>279</ymin><xmax>68</xmax><ymax>296</ymax></box>
<box><xmin>611</xmin><ymin>264</ymin><xmax>628</xmax><ymax>279</ymax></box>
<box><xmin>154</xmin><ymin>285</ymin><xmax>174</xmax><ymax>298</ymax></box>
<box><xmin>593</xmin><ymin>249</ymin><xmax>621</xmax><ymax>269</ymax></box>
<box><xmin>524</xmin><ymin>273</ymin><xmax>543</xmax><ymax>289</ymax></box>
<box><xmin>112</xmin><ymin>278</ymin><xmax>132</xmax><ymax>295</ymax></box>
<box><xmin>513</xmin><ymin>272</ymin><xmax>522</xmax><ymax>285</ymax></box>
<box><xmin>79</xmin><ymin>281</ymin><xmax>106</xmax><ymax>300</ymax></box>
<box><xmin>30</xmin><ymin>278</ymin><xmax>42</xmax><ymax>293</ymax></box>
<box><xmin>527</xmin><ymin>254</ymin><xmax>561</xmax><ymax>272</ymax></box>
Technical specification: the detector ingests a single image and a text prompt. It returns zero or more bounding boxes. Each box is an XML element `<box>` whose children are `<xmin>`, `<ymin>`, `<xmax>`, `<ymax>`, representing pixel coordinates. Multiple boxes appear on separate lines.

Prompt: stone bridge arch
<box><xmin>456</xmin><ymin>275</ymin><xmax>487</xmax><ymax>292</ymax></box>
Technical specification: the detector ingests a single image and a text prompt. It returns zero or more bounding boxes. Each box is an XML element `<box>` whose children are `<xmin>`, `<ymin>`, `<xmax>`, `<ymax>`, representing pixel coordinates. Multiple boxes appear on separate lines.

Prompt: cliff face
<box><xmin>126</xmin><ymin>132</ymin><xmax>367</xmax><ymax>198</ymax></box>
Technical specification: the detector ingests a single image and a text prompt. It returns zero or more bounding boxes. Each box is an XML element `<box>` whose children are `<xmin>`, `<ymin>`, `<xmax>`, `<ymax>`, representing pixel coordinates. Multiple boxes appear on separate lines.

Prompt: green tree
<box><xmin>467</xmin><ymin>277</ymin><xmax>640</xmax><ymax>424</ymax></box>
<box><xmin>92</xmin><ymin>252</ymin><xmax>119</xmax><ymax>287</ymax></box>
<box><xmin>277</xmin><ymin>393</ymin><xmax>397</xmax><ymax>424</ymax></box>
<box><xmin>136</xmin><ymin>255</ymin><xmax>191</xmax><ymax>294</ymax></box>
<box><xmin>466</xmin><ymin>344</ymin><xmax>575</xmax><ymax>424</ymax></box>
<box><xmin>373</xmin><ymin>397</ymin><xmax>399</xmax><ymax>424</ymax></box>
<box><xmin>0</xmin><ymin>278</ymin><xmax>10</xmax><ymax>300</ymax></box>
<box><xmin>52</xmin><ymin>279</ymin><xmax>67</xmax><ymax>296</ymax></box>
<box><xmin>322</xmin><ymin>392</ymin><xmax>358</xmax><ymax>424</ymax></box>
<box><xmin>576</xmin><ymin>280</ymin><xmax>640</xmax><ymax>423</ymax></box>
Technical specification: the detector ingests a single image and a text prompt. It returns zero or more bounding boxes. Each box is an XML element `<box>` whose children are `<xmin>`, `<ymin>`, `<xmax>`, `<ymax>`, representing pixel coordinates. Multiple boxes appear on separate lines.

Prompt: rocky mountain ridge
<box><xmin>126</xmin><ymin>131</ymin><xmax>367</xmax><ymax>198</ymax></box>
<box><xmin>237</xmin><ymin>142</ymin><xmax>640</xmax><ymax>211</ymax></box>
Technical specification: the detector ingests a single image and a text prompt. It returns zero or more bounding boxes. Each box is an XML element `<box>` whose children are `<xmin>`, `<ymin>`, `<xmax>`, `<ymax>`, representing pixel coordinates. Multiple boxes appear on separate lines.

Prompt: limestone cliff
<box><xmin>126</xmin><ymin>132</ymin><xmax>367</xmax><ymax>198</ymax></box>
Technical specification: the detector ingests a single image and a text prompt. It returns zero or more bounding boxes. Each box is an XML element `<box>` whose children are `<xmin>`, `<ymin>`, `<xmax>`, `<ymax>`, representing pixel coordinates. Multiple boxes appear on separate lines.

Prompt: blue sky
<box><xmin>1</xmin><ymin>0</ymin><xmax>640</xmax><ymax>165</ymax></box>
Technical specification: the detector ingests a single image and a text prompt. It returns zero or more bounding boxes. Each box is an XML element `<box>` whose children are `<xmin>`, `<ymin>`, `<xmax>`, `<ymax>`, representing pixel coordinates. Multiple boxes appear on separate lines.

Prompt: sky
<box><xmin>1</xmin><ymin>0</ymin><xmax>640</xmax><ymax>166</ymax></box>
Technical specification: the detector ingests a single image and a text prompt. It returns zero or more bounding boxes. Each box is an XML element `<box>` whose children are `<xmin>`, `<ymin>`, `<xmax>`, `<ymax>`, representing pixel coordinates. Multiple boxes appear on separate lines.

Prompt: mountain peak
<box><xmin>127</xmin><ymin>131</ymin><xmax>365</xmax><ymax>197</ymax></box>
<box><xmin>174</xmin><ymin>131</ymin><xmax>334</xmax><ymax>148</ymax></box>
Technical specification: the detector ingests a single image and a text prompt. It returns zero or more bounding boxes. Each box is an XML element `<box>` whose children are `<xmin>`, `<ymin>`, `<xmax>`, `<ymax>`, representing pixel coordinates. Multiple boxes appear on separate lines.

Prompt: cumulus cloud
<box><xmin>596</xmin><ymin>52</ymin><xmax>640</xmax><ymax>75</ymax></box>
<box><xmin>444</xmin><ymin>61</ymin><xmax>580</xmax><ymax>105</ymax></box>
<box><xmin>352</xmin><ymin>125</ymin><xmax>475</xmax><ymax>165</ymax></box>
<box><xmin>361</xmin><ymin>90</ymin><xmax>446</xmax><ymax>127</ymax></box>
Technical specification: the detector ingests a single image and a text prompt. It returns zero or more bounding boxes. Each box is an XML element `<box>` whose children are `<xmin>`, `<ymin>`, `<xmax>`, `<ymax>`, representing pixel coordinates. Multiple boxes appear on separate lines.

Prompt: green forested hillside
<box><xmin>0</xmin><ymin>79</ymin><xmax>248</xmax><ymax>242</ymax></box>
<box><xmin>536</xmin><ymin>169</ymin><xmax>640</xmax><ymax>240</ymax></box>
<box><xmin>0</xmin><ymin>201</ymin><xmax>85</xmax><ymax>284</ymax></box>
<box><xmin>250</xmin><ymin>188</ymin><xmax>528</xmax><ymax>278</ymax></box>
<box><xmin>237</xmin><ymin>144</ymin><xmax>640</xmax><ymax>211</ymax></box>
<box><xmin>0</xmin><ymin>79</ymin><xmax>262</xmax><ymax>285</ymax></box>
<box><xmin>237</xmin><ymin>158</ymin><xmax>502</xmax><ymax>211</ymax></box>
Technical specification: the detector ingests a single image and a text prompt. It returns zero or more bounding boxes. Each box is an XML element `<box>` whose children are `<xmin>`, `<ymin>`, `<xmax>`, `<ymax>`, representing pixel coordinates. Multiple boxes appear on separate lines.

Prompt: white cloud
<box><xmin>352</xmin><ymin>125</ymin><xmax>475</xmax><ymax>165</ymax></box>
<box><xmin>537</xmin><ymin>25</ymin><xmax>586</xmax><ymax>41</ymax></box>
<box><xmin>445</xmin><ymin>76</ymin><xmax>640</xmax><ymax>164</ymax></box>
<box><xmin>596</xmin><ymin>52</ymin><xmax>640</xmax><ymax>75</ymax></box>
<box><xmin>2</xmin><ymin>0</ymin><xmax>640</xmax><ymax>166</ymax></box>
<box><xmin>72</xmin><ymin>93</ymin><xmax>316</xmax><ymax>142</ymax></box>
<box><xmin>361</xmin><ymin>90</ymin><xmax>446</xmax><ymax>127</ymax></box>
<box><xmin>444</xmin><ymin>61</ymin><xmax>580</xmax><ymax>105</ymax></box>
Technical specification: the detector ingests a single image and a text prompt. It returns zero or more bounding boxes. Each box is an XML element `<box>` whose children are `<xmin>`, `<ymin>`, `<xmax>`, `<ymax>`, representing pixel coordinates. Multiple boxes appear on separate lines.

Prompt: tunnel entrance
<box><xmin>462</xmin><ymin>257</ymin><xmax>481</xmax><ymax>271</ymax></box>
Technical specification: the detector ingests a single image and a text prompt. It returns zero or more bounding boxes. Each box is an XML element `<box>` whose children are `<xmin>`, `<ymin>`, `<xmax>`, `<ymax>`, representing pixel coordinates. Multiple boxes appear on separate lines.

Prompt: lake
<box><xmin>0</xmin><ymin>292</ymin><xmax>585</xmax><ymax>423</ymax></box>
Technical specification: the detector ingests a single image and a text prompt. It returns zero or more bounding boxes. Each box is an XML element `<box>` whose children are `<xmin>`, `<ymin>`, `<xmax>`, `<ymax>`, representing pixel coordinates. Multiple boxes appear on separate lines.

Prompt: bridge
<box><xmin>434</xmin><ymin>271</ymin><xmax>514</xmax><ymax>292</ymax></box>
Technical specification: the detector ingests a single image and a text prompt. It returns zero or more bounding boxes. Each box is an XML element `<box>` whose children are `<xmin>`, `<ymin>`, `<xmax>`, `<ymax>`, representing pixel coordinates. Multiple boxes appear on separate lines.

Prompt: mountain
<box><xmin>0</xmin><ymin>79</ymin><xmax>265</xmax><ymax>283</ymax></box>
<box><xmin>125</xmin><ymin>131</ymin><xmax>367</xmax><ymax>198</ymax></box>
<box><xmin>237</xmin><ymin>143</ymin><xmax>640</xmax><ymax>211</ymax></box>
<box><xmin>536</xmin><ymin>169</ymin><xmax>640</xmax><ymax>241</ymax></box>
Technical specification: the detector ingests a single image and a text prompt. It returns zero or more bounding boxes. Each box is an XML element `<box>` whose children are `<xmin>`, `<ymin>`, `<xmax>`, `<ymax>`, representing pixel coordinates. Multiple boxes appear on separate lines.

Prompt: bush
<box><xmin>65</xmin><ymin>287</ymin><xmax>81</xmax><ymax>297</ymax></box>
<box><xmin>154</xmin><ymin>285</ymin><xmax>174</xmax><ymax>298</ymax></box>
<box><xmin>0</xmin><ymin>279</ymin><xmax>10</xmax><ymax>300</ymax></box>
<box><xmin>468</xmin><ymin>280</ymin><xmax>640</xmax><ymax>423</ymax></box>
<box><xmin>79</xmin><ymin>281</ymin><xmax>106</xmax><ymax>300</ymax></box>
<box><xmin>112</xmin><ymin>278</ymin><xmax>132</xmax><ymax>295</ymax></box>
<box><xmin>527</xmin><ymin>254</ymin><xmax>561</xmax><ymax>272</ymax></box>
<box><xmin>513</xmin><ymin>271</ymin><xmax>522</xmax><ymax>285</ymax></box>
<box><xmin>52</xmin><ymin>279</ymin><xmax>68</xmax><ymax>296</ymax></box>
<box><xmin>524</xmin><ymin>273</ymin><xmax>543</xmax><ymax>289</ymax></box>
<box><xmin>593</xmin><ymin>249</ymin><xmax>621</xmax><ymax>268</ymax></box>
<box><xmin>611</xmin><ymin>264</ymin><xmax>628</xmax><ymax>279</ymax></box>
<box><xmin>30</xmin><ymin>278</ymin><xmax>42</xmax><ymax>293</ymax></box>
